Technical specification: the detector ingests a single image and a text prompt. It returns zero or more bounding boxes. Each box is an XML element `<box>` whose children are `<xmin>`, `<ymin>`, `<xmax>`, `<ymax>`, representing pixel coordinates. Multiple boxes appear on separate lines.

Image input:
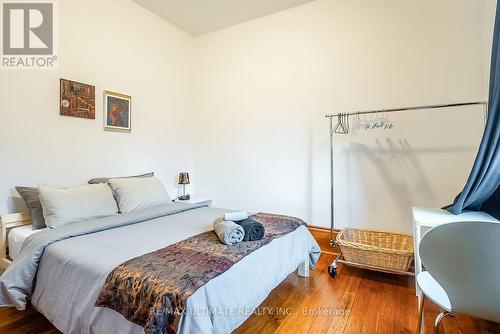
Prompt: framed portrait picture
<box><xmin>104</xmin><ymin>91</ymin><xmax>131</xmax><ymax>132</ymax></box>
<box><xmin>60</xmin><ymin>79</ymin><xmax>95</xmax><ymax>119</ymax></box>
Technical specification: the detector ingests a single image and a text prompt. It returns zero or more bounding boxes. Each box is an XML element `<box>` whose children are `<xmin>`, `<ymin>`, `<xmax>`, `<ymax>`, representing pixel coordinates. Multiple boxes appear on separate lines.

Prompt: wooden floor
<box><xmin>1</xmin><ymin>254</ymin><xmax>499</xmax><ymax>334</ymax></box>
<box><xmin>236</xmin><ymin>254</ymin><xmax>499</xmax><ymax>334</ymax></box>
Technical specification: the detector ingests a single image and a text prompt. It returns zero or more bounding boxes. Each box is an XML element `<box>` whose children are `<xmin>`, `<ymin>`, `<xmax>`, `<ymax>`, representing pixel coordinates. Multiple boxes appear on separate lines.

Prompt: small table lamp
<box><xmin>178</xmin><ymin>172</ymin><xmax>190</xmax><ymax>200</ymax></box>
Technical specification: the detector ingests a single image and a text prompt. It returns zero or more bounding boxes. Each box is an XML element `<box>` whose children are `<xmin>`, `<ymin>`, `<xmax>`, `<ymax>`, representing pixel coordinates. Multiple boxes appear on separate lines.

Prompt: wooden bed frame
<box><xmin>0</xmin><ymin>212</ymin><xmax>32</xmax><ymax>270</ymax></box>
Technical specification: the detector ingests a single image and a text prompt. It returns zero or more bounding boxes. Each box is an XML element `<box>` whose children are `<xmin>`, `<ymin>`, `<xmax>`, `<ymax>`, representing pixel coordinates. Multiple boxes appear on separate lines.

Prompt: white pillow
<box><xmin>39</xmin><ymin>183</ymin><xmax>118</xmax><ymax>228</ymax></box>
<box><xmin>108</xmin><ymin>177</ymin><xmax>171</xmax><ymax>213</ymax></box>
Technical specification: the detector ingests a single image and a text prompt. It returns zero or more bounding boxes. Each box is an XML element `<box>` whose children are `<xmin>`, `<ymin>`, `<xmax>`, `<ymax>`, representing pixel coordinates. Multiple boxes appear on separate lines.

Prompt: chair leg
<box><xmin>416</xmin><ymin>294</ymin><xmax>425</xmax><ymax>334</ymax></box>
<box><xmin>433</xmin><ymin>311</ymin><xmax>453</xmax><ymax>334</ymax></box>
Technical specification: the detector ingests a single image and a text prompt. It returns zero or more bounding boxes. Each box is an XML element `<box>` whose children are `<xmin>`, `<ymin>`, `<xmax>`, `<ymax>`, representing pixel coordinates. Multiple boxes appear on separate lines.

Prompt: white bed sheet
<box><xmin>8</xmin><ymin>225</ymin><xmax>47</xmax><ymax>261</ymax></box>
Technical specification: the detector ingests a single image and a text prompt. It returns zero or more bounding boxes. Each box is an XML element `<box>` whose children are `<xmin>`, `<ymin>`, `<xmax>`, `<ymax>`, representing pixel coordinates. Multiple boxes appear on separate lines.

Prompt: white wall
<box><xmin>0</xmin><ymin>0</ymin><xmax>194</xmax><ymax>213</ymax></box>
<box><xmin>484</xmin><ymin>0</ymin><xmax>497</xmax><ymax>94</ymax></box>
<box><xmin>192</xmin><ymin>0</ymin><xmax>493</xmax><ymax>233</ymax></box>
<box><xmin>1</xmin><ymin>0</ymin><xmax>495</xmax><ymax>235</ymax></box>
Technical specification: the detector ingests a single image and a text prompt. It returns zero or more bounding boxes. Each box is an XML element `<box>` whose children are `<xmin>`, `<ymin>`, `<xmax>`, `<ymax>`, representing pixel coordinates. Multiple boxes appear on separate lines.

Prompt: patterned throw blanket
<box><xmin>95</xmin><ymin>213</ymin><xmax>306</xmax><ymax>334</ymax></box>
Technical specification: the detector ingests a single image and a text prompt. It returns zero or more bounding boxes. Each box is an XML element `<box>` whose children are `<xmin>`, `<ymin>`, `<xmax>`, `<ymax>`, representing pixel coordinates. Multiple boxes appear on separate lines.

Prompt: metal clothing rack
<box><xmin>324</xmin><ymin>101</ymin><xmax>488</xmax><ymax>247</ymax></box>
<box><xmin>324</xmin><ymin>101</ymin><xmax>488</xmax><ymax>278</ymax></box>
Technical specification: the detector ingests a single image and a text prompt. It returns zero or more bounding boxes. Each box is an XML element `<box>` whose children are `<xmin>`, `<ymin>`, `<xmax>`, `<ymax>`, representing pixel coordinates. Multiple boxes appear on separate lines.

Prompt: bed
<box><xmin>0</xmin><ymin>202</ymin><xmax>320</xmax><ymax>334</ymax></box>
<box><xmin>8</xmin><ymin>225</ymin><xmax>47</xmax><ymax>261</ymax></box>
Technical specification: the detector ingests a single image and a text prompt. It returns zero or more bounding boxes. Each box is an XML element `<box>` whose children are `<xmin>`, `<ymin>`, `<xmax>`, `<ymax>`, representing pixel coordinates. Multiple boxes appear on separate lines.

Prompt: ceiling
<box><xmin>131</xmin><ymin>0</ymin><xmax>316</xmax><ymax>36</ymax></box>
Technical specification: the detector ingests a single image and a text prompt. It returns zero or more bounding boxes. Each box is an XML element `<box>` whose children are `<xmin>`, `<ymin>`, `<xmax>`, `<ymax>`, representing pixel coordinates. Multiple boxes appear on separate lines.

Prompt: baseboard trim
<box><xmin>307</xmin><ymin>225</ymin><xmax>340</xmax><ymax>255</ymax></box>
<box><xmin>307</xmin><ymin>225</ymin><xmax>339</xmax><ymax>231</ymax></box>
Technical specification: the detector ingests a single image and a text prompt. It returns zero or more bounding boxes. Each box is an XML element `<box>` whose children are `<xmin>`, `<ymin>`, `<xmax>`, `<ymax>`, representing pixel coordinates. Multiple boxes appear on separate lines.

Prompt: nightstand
<box><xmin>175</xmin><ymin>196</ymin><xmax>212</xmax><ymax>207</ymax></box>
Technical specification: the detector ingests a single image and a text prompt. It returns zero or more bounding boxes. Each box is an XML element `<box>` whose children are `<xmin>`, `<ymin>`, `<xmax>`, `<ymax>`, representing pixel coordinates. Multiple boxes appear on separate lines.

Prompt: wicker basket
<box><xmin>336</xmin><ymin>228</ymin><xmax>414</xmax><ymax>273</ymax></box>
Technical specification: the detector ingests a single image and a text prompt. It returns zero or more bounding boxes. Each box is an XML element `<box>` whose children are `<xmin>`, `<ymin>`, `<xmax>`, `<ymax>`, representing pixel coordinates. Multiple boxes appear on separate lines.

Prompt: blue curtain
<box><xmin>447</xmin><ymin>2</ymin><xmax>500</xmax><ymax>216</ymax></box>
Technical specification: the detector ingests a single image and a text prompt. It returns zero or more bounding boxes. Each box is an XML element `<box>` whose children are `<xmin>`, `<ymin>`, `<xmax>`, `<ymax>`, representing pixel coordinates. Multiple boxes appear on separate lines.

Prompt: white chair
<box><xmin>416</xmin><ymin>221</ymin><xmax>500</xmax><ymax>334</ymax></box>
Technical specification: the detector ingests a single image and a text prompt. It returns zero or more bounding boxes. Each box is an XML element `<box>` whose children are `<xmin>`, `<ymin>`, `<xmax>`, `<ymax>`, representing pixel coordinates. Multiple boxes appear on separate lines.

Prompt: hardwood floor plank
<box><xmin>341</xmin><ymin>269</ymin><xmax>387</xmax><ymax>334</ymax></box>
<box><xmin>326</xmin><ymin>265</ymin><xmax>363</xmax><ymax>334</ymax></box>
<box><xmin>374</xmin><ymin>272</ymin><xmax>414</xmax><ymax>334</ymax></box>
<box><xmin>275</xmin><ymin>259</ymin><xmax>357</xmax><ymax>333</ymax></box>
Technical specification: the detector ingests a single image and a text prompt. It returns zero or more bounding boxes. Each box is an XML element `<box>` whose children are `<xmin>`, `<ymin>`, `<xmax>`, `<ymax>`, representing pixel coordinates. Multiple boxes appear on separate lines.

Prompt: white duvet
<box><xmin>2</xmin><ymin>204</ymin><xmax>320</xmax><ymax>334</ymax></box>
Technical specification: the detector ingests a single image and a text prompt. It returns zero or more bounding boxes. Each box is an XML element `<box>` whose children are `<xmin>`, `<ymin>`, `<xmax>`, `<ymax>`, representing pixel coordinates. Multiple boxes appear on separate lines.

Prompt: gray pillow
<box><xmin>39</xmin><ymin>183</ymin><xmax>118</xmax><ymax>228</ymax></box>
<box><xmin>88</xmin><ymin>172</ymin><xmax>154</xmax><ymax>185</ymax></box>
<box><xmin>108</xmin><ymin>177</ymin><xmax>171</xmax><ymax>213</ymax></box>
<box><xmin>15</xmin><ymin>186</ymin><xmax>46</xmax><ymax>229</ymax></box>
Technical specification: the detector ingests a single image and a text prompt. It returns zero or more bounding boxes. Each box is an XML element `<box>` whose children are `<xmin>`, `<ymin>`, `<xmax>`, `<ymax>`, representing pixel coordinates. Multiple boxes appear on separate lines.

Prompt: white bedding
<box><xmin>8</xmin><ymin>225</ymin><xmax>47</xmax><ymax>261</ymax></box>
<box><xmin>10</xmin><ymin>205</ymin><xmax>319</xmax><ymax>334</ymax></box>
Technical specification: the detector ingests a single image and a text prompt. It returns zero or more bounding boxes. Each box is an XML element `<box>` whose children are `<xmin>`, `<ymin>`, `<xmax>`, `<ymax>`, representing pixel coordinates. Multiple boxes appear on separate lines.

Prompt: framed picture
<box><xmin>60</xmin><ymin>79</ymin><xmax>95</xmax><ymax>119</ymax></box>
<box><xmin>104</xmin><ymin>91</ymin><xmax>131</xmax><ymax>132</ymax></box>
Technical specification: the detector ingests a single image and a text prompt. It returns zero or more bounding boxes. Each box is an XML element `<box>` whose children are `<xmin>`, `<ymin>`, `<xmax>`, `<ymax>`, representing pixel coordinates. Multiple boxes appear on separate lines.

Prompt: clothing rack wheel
<box><xmin>328</xmin><ymin>253</ymin><xmax>341</xmax><ymax>278</ymax></box>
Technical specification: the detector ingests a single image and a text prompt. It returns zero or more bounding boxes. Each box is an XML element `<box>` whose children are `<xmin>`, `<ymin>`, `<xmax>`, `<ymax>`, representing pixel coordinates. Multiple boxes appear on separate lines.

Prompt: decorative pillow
<box><xmin>15</xmin><ymin>186</ymin><xmax>46</xmax><ymax>229</ymax></box>
<box><xmin>88</xmin><ymin>172</ymin><xmax>154</xmax><ymax>185</ymax></box>
<box><xmin>108</xmin><ymin>177</ymin><xmax>171</xmax><ymax>214</ymax></box>
<box><xmin>39</xmin><ymin>183</ymin><xmax>118</xmax><ymax>228</ymax></box>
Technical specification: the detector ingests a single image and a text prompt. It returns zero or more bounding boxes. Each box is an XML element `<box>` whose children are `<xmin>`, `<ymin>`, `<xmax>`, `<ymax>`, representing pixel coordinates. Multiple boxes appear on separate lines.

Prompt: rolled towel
<box><xmin>224</xmin><ymin>211</ymin><xmax>248</xmax><ymax>221</ymax></box>
<box><xmin>236</xmin><ymin>218</ymin><xmax>265</xmax><ymax>241</ymax></box>
<box><xmin>213</xmin><ymin>217</ymin><xmax>245</xmax><ymax>245</ymax></box>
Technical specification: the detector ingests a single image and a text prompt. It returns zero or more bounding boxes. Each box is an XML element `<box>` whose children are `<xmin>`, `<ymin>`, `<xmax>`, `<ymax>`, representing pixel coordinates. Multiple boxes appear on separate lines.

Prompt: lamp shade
<box><xmin>178</xmin><ymin>172</ymin><xmax>190</xmax><ymax>185</ymax></box>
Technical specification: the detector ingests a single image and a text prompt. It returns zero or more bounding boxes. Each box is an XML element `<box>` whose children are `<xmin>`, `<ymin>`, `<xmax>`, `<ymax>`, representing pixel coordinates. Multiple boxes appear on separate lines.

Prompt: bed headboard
<box><xmin>0</xmin><ymin>212</ymin><xmax>31</xmax><ymax>269</ymax></box>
